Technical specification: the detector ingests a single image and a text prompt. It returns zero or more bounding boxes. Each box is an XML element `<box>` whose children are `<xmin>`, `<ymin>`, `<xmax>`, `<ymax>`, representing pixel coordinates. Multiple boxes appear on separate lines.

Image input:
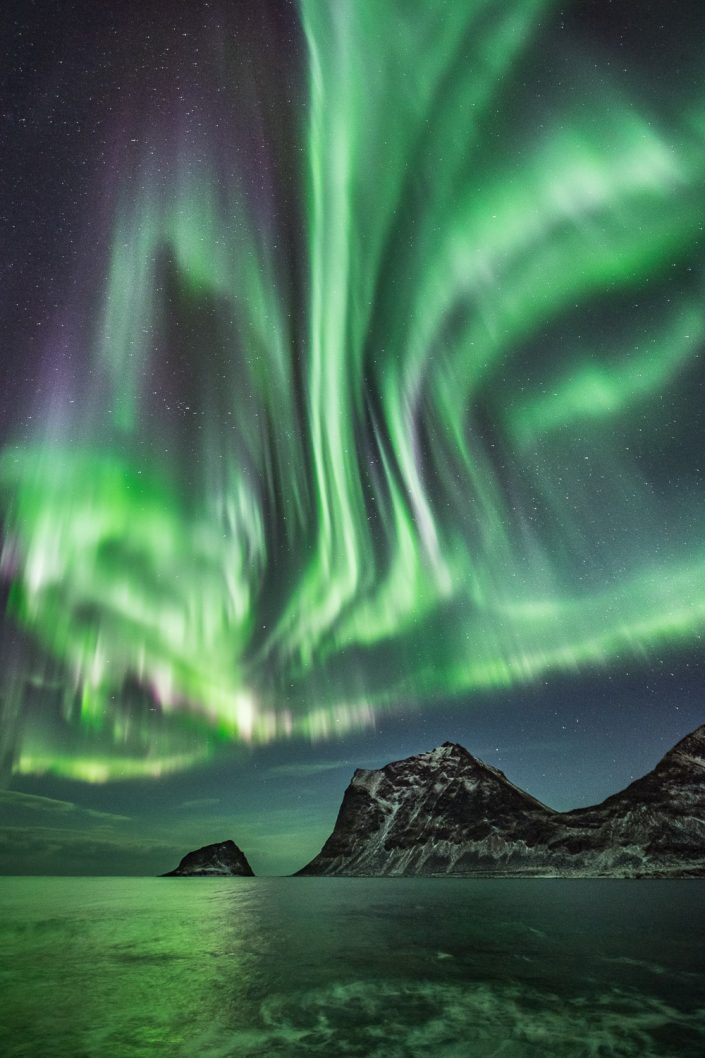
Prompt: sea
<box><xmin>1</xmin><ymin>877</ymin><xmax>704</xmax><ymax>1057</ymax></box>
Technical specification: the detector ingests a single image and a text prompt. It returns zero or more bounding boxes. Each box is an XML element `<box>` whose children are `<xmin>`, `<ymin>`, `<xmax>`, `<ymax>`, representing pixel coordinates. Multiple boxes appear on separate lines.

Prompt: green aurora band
<box><xmin>2</xmin><ymin>0</ymin><xmax>705</xmax><ymax>779</ymax></box>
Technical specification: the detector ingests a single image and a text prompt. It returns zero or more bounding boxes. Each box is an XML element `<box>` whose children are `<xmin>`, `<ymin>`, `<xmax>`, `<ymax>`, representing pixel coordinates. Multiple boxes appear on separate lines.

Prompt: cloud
<box><xmin>0</xmin><ymin>825</ymin><xmax>171</xmax><ymax>855</ymax></box>
<box><xmin>266</xmin><ymin>760</ymin><xmax>353</xmax><ymax>779</ymax></box>
<box><xmin>0</xmin><ymin>789</ymin><xmax>131</xmax><ymax>824</ymax></box>
<box><xmin>0</xmin><ymin>824</ymin><xmax>184</xmax><ymax>875</ymax></box>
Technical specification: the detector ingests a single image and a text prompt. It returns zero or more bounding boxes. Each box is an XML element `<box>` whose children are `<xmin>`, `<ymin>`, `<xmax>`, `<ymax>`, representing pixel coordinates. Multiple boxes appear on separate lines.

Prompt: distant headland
<box><xmin>161</xmin><ymin>839</ymin><xmax>254</xmax><ymax>877</ymax></box>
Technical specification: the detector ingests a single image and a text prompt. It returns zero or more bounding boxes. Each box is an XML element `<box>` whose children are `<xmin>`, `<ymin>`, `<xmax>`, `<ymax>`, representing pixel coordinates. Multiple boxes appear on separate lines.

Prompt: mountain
<box><xmin>296</xmin><ymin>742</ymin><xmax>558</xmax><ymax>876</ymax></box>
<box><xmin>551</xmin><ymin>724</ymin><xmax>705</xmax><ymax>876</ymax></box>
<box><xmin>296</xmin><ymin>727</ymin><xmax>705</xmax><ymax>877</ymax></box>
<box><xmin>161</xmin><ymin>839</ymin><xmax>254</xmax><ymax>877</ymax></box>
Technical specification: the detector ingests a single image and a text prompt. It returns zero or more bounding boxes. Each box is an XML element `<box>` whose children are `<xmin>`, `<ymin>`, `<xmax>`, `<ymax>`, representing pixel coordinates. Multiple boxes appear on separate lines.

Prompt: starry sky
<box><xmin>1</xmin><ymin>0</ymin><xmax>705</xmax><ymax>876</ymax></box>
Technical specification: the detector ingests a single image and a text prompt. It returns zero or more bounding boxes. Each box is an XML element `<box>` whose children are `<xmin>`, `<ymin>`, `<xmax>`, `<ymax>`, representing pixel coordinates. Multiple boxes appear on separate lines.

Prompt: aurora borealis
<box><xmin>1</xmin><ymin>0</ymin><xmax>705</xmax><ymax>872</ymax></box>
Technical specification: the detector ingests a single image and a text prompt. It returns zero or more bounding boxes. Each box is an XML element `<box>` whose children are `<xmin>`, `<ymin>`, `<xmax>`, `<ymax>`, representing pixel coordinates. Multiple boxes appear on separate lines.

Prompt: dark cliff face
<box><xmin>161</xmin><ymin>839</ymin><xmax>254</xmax><ymax>877</ymax></box>
<box><xmin>297</xmin><ymin>727</ymin><xmax>705</xmax><ymax>877</ymax></box>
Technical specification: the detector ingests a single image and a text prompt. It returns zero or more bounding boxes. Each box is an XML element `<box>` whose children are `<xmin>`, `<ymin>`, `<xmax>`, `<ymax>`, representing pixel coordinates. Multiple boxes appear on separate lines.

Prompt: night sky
<box><xmin>1</xmin><ymin>0</ymin><xmax>705</xmax><ymax>876</ymax></box>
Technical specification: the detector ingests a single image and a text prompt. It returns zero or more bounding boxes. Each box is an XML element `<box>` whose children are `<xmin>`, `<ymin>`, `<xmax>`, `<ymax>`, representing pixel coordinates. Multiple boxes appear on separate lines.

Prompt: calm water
<box><xmin>1</xmin><ymin>877</ymin><xmax>704</xmax><ymax>1057</ymax></box>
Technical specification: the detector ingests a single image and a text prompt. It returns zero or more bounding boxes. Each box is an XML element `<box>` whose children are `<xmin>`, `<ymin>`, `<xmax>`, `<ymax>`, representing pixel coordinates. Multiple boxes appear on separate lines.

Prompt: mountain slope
<box><xmin>550</xmin><ymin>725</ymin><xmax>705</xmax><ymax>875</ymax></box>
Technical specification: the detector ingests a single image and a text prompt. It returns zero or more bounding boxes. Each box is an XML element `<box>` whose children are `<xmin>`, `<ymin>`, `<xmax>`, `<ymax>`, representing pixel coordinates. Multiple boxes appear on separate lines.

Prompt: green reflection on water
<box><xmin>1</xmin><ymin>878</ymin><xmax>704</xmax><ymax>1057</ymax></box>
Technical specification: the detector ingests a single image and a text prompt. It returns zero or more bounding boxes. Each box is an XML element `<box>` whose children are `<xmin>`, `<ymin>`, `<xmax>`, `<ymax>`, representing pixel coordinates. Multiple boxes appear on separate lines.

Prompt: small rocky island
<box><xmin>161</xmin><ymin>839</ymin><xmax>254</xmax><ymax>877</ymax></box>
<box><xmin>297</xmin><ymin>725</ymin><xmax>705</xmax><ymax>878</ymax></box>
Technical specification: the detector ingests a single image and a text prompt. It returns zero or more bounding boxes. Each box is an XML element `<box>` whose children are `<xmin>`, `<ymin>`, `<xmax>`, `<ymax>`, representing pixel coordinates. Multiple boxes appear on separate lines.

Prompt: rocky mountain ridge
<box><xmin>297</xmin><ymin>727</ymin><xmax>705</xmax><ymax>877</ymax></box>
